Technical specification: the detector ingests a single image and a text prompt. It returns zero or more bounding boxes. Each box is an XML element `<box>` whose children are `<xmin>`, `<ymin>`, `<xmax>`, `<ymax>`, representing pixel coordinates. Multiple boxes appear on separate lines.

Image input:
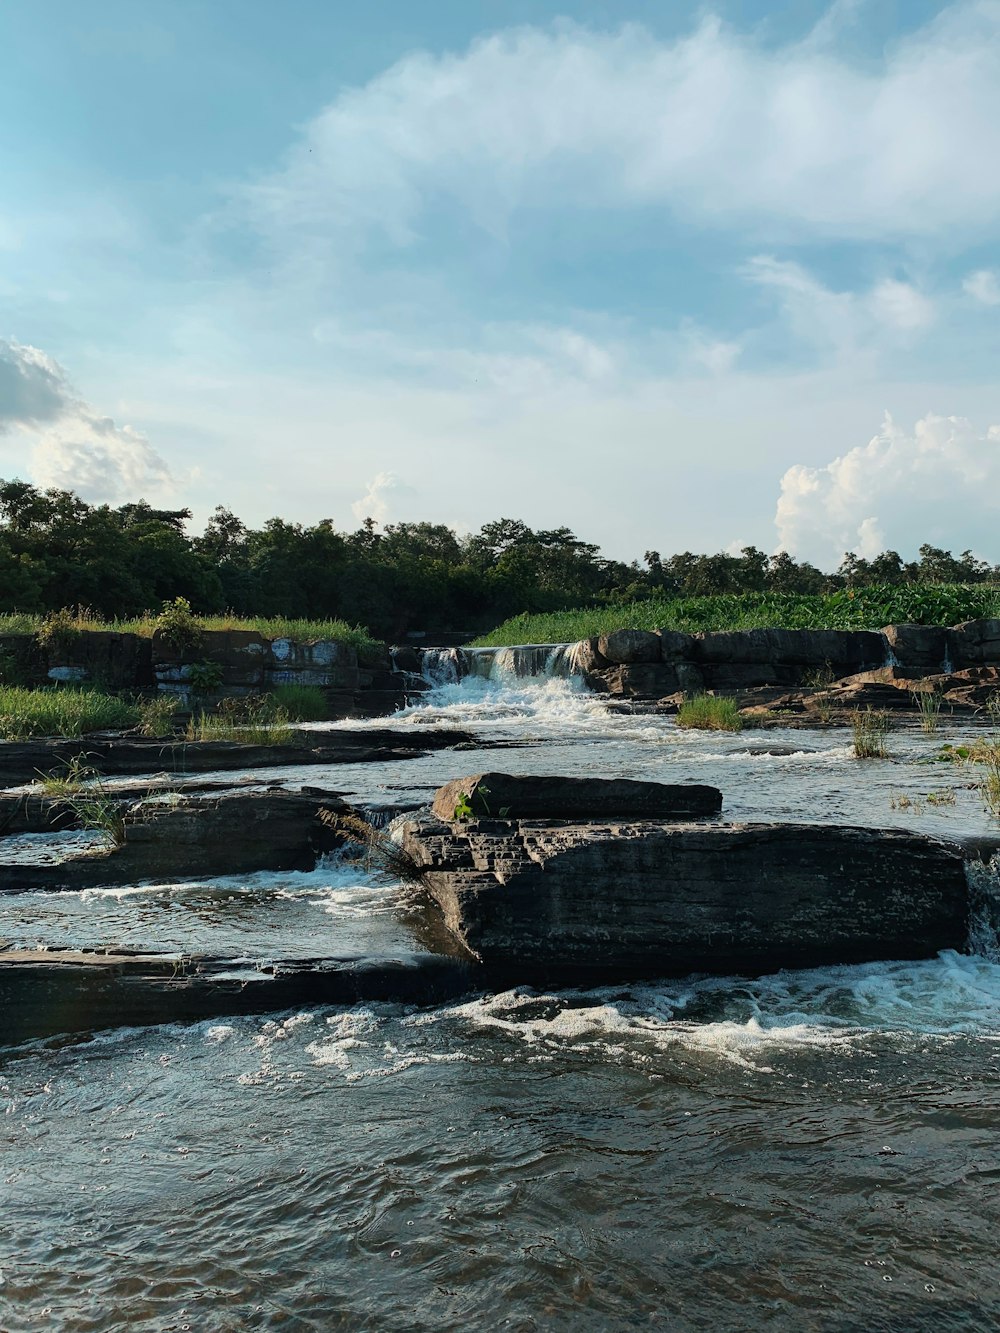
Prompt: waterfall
<box><xmin>418</xmin><ymin>648</ymin><xmax>466</xmax><ymax>686</ymax></box>
<box><xmin>880</xmin><ymin>633</ymin><xmax>900</xmax><ymax>668</ymax></box>
<box><xmin>967</xmin><ymin>856</ymin><xmax>1000</xmax><ymax>960</ymax></box>
<box><xmin>459</xmin><ymin>643</ymin><xmax>584</xmax><ymax>684</ymax></box>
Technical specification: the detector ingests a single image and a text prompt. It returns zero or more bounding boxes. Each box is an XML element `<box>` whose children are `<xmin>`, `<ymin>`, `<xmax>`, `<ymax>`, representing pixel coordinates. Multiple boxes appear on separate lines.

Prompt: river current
<box><xmin>3</xmin><ymin>674</ymin><xmax>1000</xmax><ymax>1330</ymax></box>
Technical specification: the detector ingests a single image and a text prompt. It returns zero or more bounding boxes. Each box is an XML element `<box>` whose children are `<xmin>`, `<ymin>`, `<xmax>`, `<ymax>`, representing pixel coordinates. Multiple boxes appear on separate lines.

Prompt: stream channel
<box><xmin>2</xmin><ymin>667</ymin><xmax>1000</xmax><ymax>1330</ymax></box>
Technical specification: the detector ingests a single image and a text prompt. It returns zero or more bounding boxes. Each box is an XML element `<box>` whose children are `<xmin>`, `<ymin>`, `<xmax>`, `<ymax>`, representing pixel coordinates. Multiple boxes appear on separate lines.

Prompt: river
<box><xmin>2</xmin><ymin>673</ymin><xmax>999</xmax><ymax>1330</ymax></box>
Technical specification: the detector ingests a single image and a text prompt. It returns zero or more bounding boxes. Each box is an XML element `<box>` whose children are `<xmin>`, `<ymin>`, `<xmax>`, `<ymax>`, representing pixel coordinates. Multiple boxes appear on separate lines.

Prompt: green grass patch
<box><xmin>851</xmin><ymin>708</ymin><xmax>892</xmax><ymax>759</ymax></box>
<box><xmin>271</xmin><ymin>683</ymin><xmax>329</xmax><ymax>721</ymax></box>
<box><xmin>676</xmin><ymin>695</ymin><xmax>743</xmax><ymax>731</ymax></box>
<box><xmin>470</xmin><ymin>585</ymin><xmax>1000</xmax><ymax>646</ymax></box>
<box><xmin>0</xmin><ymin>686</ymin><xmax>140</xmax><ymax>740</ymax></box>
<box><xmin>0</xmin><ymin>609</ymin><xmax>381</xmax><ymax>656</ymax></box>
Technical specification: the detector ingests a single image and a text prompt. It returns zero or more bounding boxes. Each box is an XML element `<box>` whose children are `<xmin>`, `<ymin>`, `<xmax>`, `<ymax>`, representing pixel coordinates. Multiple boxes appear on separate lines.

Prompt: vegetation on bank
<box><xmin>0</xmin><ymin>608</ymin><xmax>379</xmax><ymax>655</ymax></box>
<box><xmin>2</xmin><ymin>479</ymin><xmax>999</xmax><ymax>643</ymax></box>
<box><xmin>471</xmin><ymin>585</ymin><xmax>1000</xmax><ymax>646</ymax></box>
<box><xmin>0</xmin><ymin>686</ymin><xmax>143</xmax><ymax>739</ymax></box>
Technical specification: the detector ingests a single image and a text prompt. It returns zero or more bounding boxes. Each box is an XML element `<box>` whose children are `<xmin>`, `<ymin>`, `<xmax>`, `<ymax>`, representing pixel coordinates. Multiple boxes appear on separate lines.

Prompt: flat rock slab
<box><xmin>431</xmin><ymin>772</ymin><xmax>722</xmax><ymax>822</ymax></box>
<box><xmin>0</xmin><ymin>950</ymin><xmax>477</xmax><ymax>1045</ymax></box>
<box><xmin>0</xmin><ymin>730</ymin><xmax>475</xmax><ymax>788</ymax></box>
<box><xmin>401</xmin><ymin>818</ymin><xmax>970</xmax><ymax>981</ymax></box>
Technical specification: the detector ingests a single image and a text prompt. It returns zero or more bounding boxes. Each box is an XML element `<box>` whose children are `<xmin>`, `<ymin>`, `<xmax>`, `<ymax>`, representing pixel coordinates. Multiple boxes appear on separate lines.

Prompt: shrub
<box><xmin>186</xmin><ymin>660</ymin><xmax>225</xmax><ymax>694</ymax></box>
<box><xmin>851</xmin><ymin>708</ymin><xmax>892</xmax><ymax>759</ymax></box>
<box><xmin>154</xmin><ymin>597</ymin><xmax>203</xmax><ymax>654</ymax></box>
<box><xmin>35</xmin><ymin>608</ymin><xmax>82</xmax><ymax>659</ymax></box>
<box><xmin>676</xmin><ymin>695</ymin><xmax>742</xmax><ymax>731</ymax></box>
<box><xmin>137</xmin><ymin>694</ymin><xmax>179</xmax><ymax>738</ymax></box>
<box><xmin>272</xmin><ymin>683</ymin><xmax>329</xmax><ymax>721</ymax></box>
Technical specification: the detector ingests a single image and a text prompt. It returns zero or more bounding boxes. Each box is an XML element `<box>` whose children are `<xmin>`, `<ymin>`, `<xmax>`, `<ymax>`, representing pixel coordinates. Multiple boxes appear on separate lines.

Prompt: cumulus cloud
<box><xmin>774</xmin><ymin>413</ymin><xmax>1000</xmax><ymax>566</ymax></box>
<box><xmin>963</xmin><ymin>268</ymin><xmax>1000</xmax><ymax>305</ymax></box>
<box><xmin>0</xmin><ymin>336</ymin><xmax>170</xmax><ymax>501</ymax></box>
<box><xmin>351</xmin><ymin>470</ymin><xmax>411</xmax><ymax>526</ymax></box>
<box><xmin>246</xmin><ymin>4</ymin><xmax>1000</xmax><ymax>251</ymax></box>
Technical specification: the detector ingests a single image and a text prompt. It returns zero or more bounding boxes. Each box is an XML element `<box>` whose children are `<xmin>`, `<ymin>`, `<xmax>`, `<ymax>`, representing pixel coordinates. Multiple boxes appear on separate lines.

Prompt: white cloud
<box><xmin>351</xmin><ymin>470</ymin><xmax>408</xmax><ymax>526</ymax></box>
<box><xmin>868</xmin><ymin>279</ymin><xmax>934</xmax><ymax>332</ymax></box>
<box><xmin>245</xmin><ymin>4</ymin><xmax>1000</xmax><ymax>252</ymax></box>
<box><xmin>0</xmin><ymin>336</ymin><xmax>171</xmax><ymax>501</ymax></box>
<box><xmin>775</xmin><ymin>413</ymin><xmax>1000</xmax><ymax>565</ymax></box>
<box><xmin>963</xmin><ymin>268</ymin><xmax>1000</xmax><ymax>305</ymax></box>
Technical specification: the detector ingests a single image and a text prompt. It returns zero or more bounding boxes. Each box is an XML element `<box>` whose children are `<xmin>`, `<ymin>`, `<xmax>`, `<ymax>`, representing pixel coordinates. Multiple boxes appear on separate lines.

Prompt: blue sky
<box><xmin>2</xmin><ymin>0</ymin><xmax>1000</xmax><ymax>565</ymax></box>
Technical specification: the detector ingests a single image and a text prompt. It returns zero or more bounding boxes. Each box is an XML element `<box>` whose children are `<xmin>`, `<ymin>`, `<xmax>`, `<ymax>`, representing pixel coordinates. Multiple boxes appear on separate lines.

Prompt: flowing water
<box><xmin>3</xmin><ymin>671</ymin><xmax>1000</xmax><ymax>1330</ymax></box>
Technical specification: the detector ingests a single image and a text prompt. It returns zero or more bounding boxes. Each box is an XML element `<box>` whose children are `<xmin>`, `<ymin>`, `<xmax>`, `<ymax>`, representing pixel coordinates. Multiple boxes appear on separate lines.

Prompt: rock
<box><xmin>949</xmin><ymin>619</ymin><xmax>1000</xmax><ymax>669</ymax></box>
<box><xmin>153</xmin><ymin>629</ymin><xmax>269</xmax><ymax>690</ymax></box>
<box><xmin>430</xmin><ymin>773</ymin><xmax>722</xmax><ymax>822</ymax></box>
<box><xmin>881</xmin><ymin>624</ymin><xmax>950</xmax><ymax>676</ymax></box>
<box><xmin>400</xmin><ymin>819</ymin><xmax>969</xmax><ymax>979</ymax></box>
<box><xmin>693</xmin><ymin>628</ymin><xmax>884</xmax><ymax>670</ymax></box>
<box><xmin>700</xmin><ymin>663</ymin><xmax>802</xmax><ymax>690</ymax></box>
<box><xmin>597</xmin><ymin>629</ymin><xmax>662</xmax><ymax>663</ymax></box>
<box><xmin>571</xmin><ymin>638</ymin><xmax>610</xmax><ymax>673</ymax></box>
<box><xmin>656</xmin><ymin>630</ymin><xmax>697</xmax><ymax>661</ymax></box>
<box><xmin>592</xmin><ymin>663</ymin><xmax>683</xmax><ymax>698</ymax></box>
<box><xmin>0</xmin><ymin>790</ymin><xmax>350</xmax><ymax>892</ymax></box>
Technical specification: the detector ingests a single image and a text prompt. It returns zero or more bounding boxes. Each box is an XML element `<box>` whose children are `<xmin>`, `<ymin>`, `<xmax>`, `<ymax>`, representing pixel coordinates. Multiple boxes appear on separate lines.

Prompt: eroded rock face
<box><xmin>950</xmin><ymin>619</ymin><xmax>1000</xmax><ymax>669</ymax></box>
<box><xmin>400</xmin><ymin>818</ymin><xmax>969</xmax><ymax>979</ymax></box>
<box><xmin>597</xmin><ymin>629</ymin><xmax>662</xmax><ymax>663</ymax></box>
<box><xmin>881</xmin><ymin>624</ymin><xmax>950</xmax><ymax>676</ymax></box>
<box><xmin>693</xmin><ymin>628</ymin><xmax>884</xmax><ymax>669</ymax></box>
<box><xmin>430</xmin><ymin>773</ymin><xmax>722</xmax><ymax>822</ymax></box>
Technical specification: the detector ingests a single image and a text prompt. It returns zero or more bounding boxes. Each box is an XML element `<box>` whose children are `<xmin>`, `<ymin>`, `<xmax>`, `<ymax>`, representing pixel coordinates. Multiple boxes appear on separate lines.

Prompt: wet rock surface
<box><xmin>401</xmin><ymin>814</ymin><xmax>970</xmax><ymax>980</ymax></box>
<box><xmin>430</xmin><ymin>772</ymin><xmax>723</xmax><ymax>822</ymax></box>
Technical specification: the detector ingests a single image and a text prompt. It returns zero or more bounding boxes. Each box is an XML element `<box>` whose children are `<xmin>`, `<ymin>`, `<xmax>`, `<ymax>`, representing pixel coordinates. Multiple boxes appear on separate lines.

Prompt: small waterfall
<box><xmin>419</xmin><ymin>648</ymin><xmax>466</xmax><ymax>687</ymax></box>
<box><xmin>880</xmin><ymin>633</ymin><xmax>900</xmax><ymax>668</ymax></box>
<box><xmin>967</xmin><ymin>856</ymin><xmax>1000</xmax><ymax>960</ymax></box>
<box><xmin>461</xmin><ymin>643</ymin><xmax>583</xmax><ymax>683</ymax></box>
<box><xmin>942</xmin><ymin>644</ymin><xmax>954</xmax><ymax>675</ymax></box>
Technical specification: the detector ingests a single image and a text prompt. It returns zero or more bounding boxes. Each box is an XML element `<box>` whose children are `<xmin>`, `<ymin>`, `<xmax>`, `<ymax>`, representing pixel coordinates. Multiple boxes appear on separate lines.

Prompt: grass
<box><xmin>317</xmin><ymin>808</ymin><xmax>425</xmax><ymax>883</ymax></box>
<box><xmin>0</xmin><ymin>609</ymin><xmax>381</xmax><ymax>655</ymax></box>
<box><xmin>271</xmin><ymin>683</ymin><xmax>329</xmax><ymax>721</ymax></box>
<box><xmin>913</xmin><ymin>687</ymin><xmax>945</xmax><ymax>733</ymax></box>
<box><xmin>470</xmin><ymin>585</ymin><xmax>1000</xmax><ymax>646</ymax></box>
<box><xmin>676</xmin><ymin>695</ymin><xmax>743</xmax><ymax>731</ymax></box>
<box><xmin>0</xmin><ymin>686</ymin><xmax>140</xmax><ymax>739</ymax></box>
<box><xmin>851</xmin><ymin>708</ymin><xmax>892</xmax><ymax>758</ymax></box>
<box><xmin>36</xmin><ymin>758</ymin><xmax>126</xmax><ymax>846</ymax></box>
<box><xmin>185</xmin><ymin>706</ymin><xmax>299</xmax><ymax>746</ymax></box>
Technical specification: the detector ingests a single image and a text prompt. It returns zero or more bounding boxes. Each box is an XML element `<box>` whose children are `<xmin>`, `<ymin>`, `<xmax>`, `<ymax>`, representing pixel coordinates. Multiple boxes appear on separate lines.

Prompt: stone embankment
<box><xmin>0</xmin><ymin>627</ymin><xmax>427</xmax><ymax>718</ymax></box>
<box><xmin>579</xmin><ymin>621</ymin><xmax>1000</xmax><ymax>703</ymax></box>
<box><xmin>401</xmin><ymin>773</ymin><xmax>979</xmax><ymax>981</ymax></box>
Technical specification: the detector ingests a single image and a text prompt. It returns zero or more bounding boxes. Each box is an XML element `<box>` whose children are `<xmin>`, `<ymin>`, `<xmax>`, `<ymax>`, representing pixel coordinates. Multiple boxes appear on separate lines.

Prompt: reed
<box><xmin>851</xmin><ymin>708</ymin><xmax>892</xmax><ymax>759</ymax></box>
<box><xmin>676</xmin><ymin>695</ymin><xmax>743</xmax><ymax>732</ymax></box>
<box><xmin>912</xmin><ymin>687</ymin><xmax>944</xmax><ymax>733</ymax></box>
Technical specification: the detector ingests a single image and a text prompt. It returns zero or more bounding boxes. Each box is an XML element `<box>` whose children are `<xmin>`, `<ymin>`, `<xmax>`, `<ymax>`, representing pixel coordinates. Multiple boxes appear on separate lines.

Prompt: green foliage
<box><xmin>452</xmin><ymin>791</ymin><xmax>475</xmax><ymax>821</ymax></box>
<box><xmin>676</xmin><ymin>695</ymin><xmax>743</xmax><ymax>731</ymax></box>
<box><xmin>0</xmin><ymin>686</ymin><xmax>139</xmax><ymax>739</ymax></box>
<box><xmin>186</xmin><ymin>659</ymin><xmax>225</xmax><ymax>694</ymax></box>
<box><xmin>851</xmin><ymin>708</ymin><xmax>892</xmax><ymax>759</ymax></box>
<box><xmin>35</xmin><ymin>607</ymin><xmax>82</xmax><ymax>657</ymax></box>
<box><xmin>271</xmin><ymin>683</ymin><xmax>328</xmax><ymax>721</ymax></box>
<box><xmin>472</xmin><ymin>584</ymin><xmax>1000</xmax><ymax>645</ymax></box>
<box><xmin>154</xmin><ymin>596</ymin><xmax>203</xmax><ymax>653</ymax></box>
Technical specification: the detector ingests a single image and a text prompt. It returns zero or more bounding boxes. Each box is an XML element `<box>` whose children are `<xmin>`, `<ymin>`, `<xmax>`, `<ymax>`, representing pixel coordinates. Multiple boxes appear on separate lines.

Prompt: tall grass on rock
<box><xmin>272</xmin><ymin>683</ymin><xmax>329</xmax><ymax>721</ymax></box>
<box><xmin>0</xmin><ymin>686</ymin><xmax>139</xmax><ymax>740</ymax></box>
<box><xmin>676</xmin><ymin>695</ymin><xmax>743</xmax><ymax>732</ymax></box>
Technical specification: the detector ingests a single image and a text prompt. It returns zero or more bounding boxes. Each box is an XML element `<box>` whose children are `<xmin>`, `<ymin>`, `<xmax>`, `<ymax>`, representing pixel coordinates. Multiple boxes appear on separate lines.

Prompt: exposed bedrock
<box><xmin>0</xmin><ymin>790</ymin><xmax>349</xmax><ymax>892</ymax></box>
<box><xmin>400</xmin><ymin>813</ymin><xmax>970</xmax><ymax>981</ymax></box>
<box><xmin>950</xmin><ymin>618</ymin><xmax>1000</xmax><ymax>669</ymax></box>
<box><xmin>0</xmin><ymin>729</ymin><xmax>473</xmax><ymax>788</ymax></box>
<box><xmin>430</xmin><ymin>772</ymin><xmax>722</xmax><ymax>822</ymax></box>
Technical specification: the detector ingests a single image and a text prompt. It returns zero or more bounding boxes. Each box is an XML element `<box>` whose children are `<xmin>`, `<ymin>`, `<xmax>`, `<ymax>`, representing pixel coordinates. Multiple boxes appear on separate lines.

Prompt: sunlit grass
<box><xmin>676</xmin><ymin>695</ymin><xmax>742</xmax><ymax>732</ymax></box>
<box><xmin>0</xmin><ymin>686</ymin><xmax>140</xmax><ymax>740</ymax></box>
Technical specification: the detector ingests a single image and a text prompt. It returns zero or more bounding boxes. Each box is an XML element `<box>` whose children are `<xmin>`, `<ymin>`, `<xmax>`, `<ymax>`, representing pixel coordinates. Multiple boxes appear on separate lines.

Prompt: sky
<box><xmin>2</xmin><ymin>0</ymin><xmax>1000</xmax><ymax>568</ymax></box>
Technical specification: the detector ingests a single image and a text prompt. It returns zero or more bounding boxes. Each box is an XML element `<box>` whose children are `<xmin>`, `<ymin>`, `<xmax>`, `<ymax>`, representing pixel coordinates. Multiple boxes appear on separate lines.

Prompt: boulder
<box><xmin>693</xmin><ymin>628</ymin><xmax>884</xmax><ymax>669</ymax></box>
<box><xmin>657</xmin><ymin>629</ymin><xmax>697</xmax><ymax>661</ymax></box>
<box><xmin>881</xmin><ymin>624</ymin><xmax>949</xmax><ymax>676</ymax></box>
<box><xmin>571</xmin><ymin>638</ymin><xmax>611</xmax><ymax>673</ymax></box>
<box><xmin>400</xmin><ymin>819</ymin><xmax>969</xmax><ymax>979</ymax></box>
<box><xmin>592</xmin><ymin>663</ymin><xmax>684</xmax><ymax>698</ymax></box>
<box><xmin>949</xmin><ymin>619</ymin><xmax>1000</xmax><ymax>669</ymax></box>
<box><xmin>430</xmin><ymin>773</ymin><xmax>722</xmax><ymax>822</ymax></box>
<box><xmin>597</xmin><ymin>629</ymin><xmax>662</xmax><ymax>663</ymax></box>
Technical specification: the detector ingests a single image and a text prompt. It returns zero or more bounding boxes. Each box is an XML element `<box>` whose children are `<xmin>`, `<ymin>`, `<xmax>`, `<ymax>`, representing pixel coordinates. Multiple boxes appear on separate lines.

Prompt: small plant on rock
<box><xmin>35</xmin><ymin>608</ymin><xmax>82</xmax><ymax>659</ymax></box>
<box><xmin>913</xmin><ymin>687</ymin><xmax>944</xmax><ymax>734</ymax></box>
<box><xmin>36</xmin><ymin>758</ymin><xmax>126</xmax><ymax>847</ymax></box>
<box><xmin>186</xmin><ymin>660</ymin><xmax>225</xmax><ymax>695</ymax></box>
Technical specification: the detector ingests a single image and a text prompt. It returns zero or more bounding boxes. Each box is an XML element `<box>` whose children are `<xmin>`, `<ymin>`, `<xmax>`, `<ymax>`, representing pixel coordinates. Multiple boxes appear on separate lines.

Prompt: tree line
<box><xmin>0</xmin><ymin>480</ymin><xmax>997</xmax><ymax>639</ymax></box>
